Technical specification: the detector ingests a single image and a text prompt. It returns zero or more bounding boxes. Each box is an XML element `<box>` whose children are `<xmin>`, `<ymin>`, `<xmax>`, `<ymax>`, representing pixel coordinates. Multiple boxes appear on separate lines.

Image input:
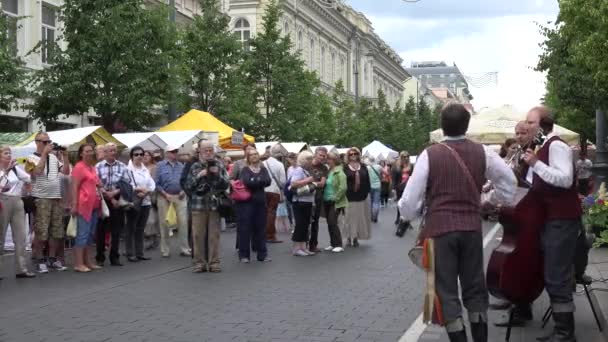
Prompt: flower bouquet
<box><xmin>582</xmin><ymin>183</ymin><xmax>608</xmax><ymax>247</ymax></box>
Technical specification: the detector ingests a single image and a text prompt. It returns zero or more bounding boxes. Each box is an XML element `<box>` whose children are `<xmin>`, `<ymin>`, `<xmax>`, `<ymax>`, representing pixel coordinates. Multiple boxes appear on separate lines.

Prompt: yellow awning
<box><xmin>158</xmin><ymin>109</ymin><xmax>254</xmax><ymax>149</ymax></box>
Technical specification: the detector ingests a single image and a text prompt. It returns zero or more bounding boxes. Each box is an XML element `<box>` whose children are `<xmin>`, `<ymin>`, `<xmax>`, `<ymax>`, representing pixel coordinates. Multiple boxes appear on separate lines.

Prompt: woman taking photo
<box><xmin>343</xmin><ymin>147</ymin><xmax>371</xmax><ymax>247</ymax></box>
<box><xmin>126</xmin><ymin>146</ymin><xmax>155</xmax><ymax>262</ymax></box>
<box><xmin>70</xmin><ymin>144</ymin><xmax>102</xmax><ymax>273</ymax></box>
<box><xmin>289</xmin><ymin>151</ymin><xmax>316</xmax><ymax>256</ymax></box>
<box><xmin>237</xmin><ymin>149</ymin><xmax>272</xmax><ymax>263</ymax></box>
<box><xmin>0</xmin><ymin>146</ymin><xmax>35</xmax><ymax>278</ymax></box>
<box><xmin>323</xmin><ymin>152</ymin><xmax>346</xmax><ymax>253</ymax></box>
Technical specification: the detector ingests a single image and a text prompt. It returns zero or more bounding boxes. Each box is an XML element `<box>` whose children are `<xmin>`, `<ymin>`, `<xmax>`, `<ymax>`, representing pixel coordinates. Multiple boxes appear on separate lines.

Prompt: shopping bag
<box><xmin>165</xmin><ymin>203</ymin><xmax>177</xmax><ymax>227</ymax></box>
<box><xmin>66</xmin><ymin>215</ymin><xmax>77</xmax><ymax>238</ymax></box>
<box><xmin>101</xmin><ymin>198</ymin><xmax>110</xmax><ymax>218</ymax></box>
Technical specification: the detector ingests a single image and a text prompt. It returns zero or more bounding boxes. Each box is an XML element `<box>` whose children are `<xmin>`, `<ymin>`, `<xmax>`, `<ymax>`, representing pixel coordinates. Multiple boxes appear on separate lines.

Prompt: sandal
<box><xmin>74</xmin><ymin>267</ymin><xmax>91</xmax><ymax>273</ymax></box>
<box><xmin>86</xmin><ymin>264</ymin><xmax>102</xmax><ymax>270</ymax></box>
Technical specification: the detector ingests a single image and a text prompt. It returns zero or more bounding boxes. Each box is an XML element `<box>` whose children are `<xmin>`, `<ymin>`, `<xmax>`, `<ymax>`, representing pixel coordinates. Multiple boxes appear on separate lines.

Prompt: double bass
<box><xmin>486</xmin><ymin>130</ymin><xmax>546</xmax><ymax>305</ymax></box>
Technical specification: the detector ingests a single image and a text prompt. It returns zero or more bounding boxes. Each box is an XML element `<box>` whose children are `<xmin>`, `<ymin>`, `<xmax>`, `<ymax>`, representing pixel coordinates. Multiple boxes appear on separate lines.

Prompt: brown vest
<box><xmin>531</xmin><ymin>136</ymin><xmax>582</xmax><ymax>219</ymax></box>
<box><xmin>424</xmin><ymin>139</ymin><xmax>486</xmax><ymax>238</ymax></box>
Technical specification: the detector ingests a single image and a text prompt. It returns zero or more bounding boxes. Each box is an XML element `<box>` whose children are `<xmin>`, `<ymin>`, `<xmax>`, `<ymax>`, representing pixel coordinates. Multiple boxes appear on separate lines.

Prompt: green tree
<box><xmin>0</xmin><ymin>11</ymin><xmax>26</xmax><ymax>113</ymax></box>
<box><xmin>332</xmin><ymin>80</ymin><xmax>358</xmax><ymax>147</ymax></box>
<box><xmin>182</xmin><ymin>0</ymin><xmax>245</xmax><ymax>117</ymax></box>
<box><xmin>241</xmin><ymin>0</ymin><xmax>327</xmax><ymax>141</ymax></box>
<box><xmin>536</xmin><ymin>0</ymin><xmax>608</xmax><ymax>142</ymax></box>
<box><xmin>28</xmin><ymin>0</ymin><xmax>179</xmax><ymax>133</ymax></box>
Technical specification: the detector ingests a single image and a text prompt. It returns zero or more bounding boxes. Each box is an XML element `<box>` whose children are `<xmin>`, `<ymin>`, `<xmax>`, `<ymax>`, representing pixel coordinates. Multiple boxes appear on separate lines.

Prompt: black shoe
<box><xmin>127</xmin><ymin>257</ymin><xmax>139</xmax><ymax>262</ymax></box>
<box><xmin>353</xmin><ymin>238</ymin><xmax>359</xmax><ymax>247</ymax></box>
<box><xmin>470</xmin><ymin>322</ymin><xmax>488</xmax><ymax>342</ymax></box>
<box><xmin>110</xmin><ymin>261</ymin><xmax>124</xmax><ymax>266</ymax></box>
<box><xmin>137</xmin><ymin>256</ymin><xmax>151</xmax><ymax>261</ymax></box>
<box><xmin>537</xmin><ymin>312</ymin><xmax>576</xmax><ymax>342</ymax></box>
<box><xmin>576</xmin><ymin>274</ymin><xmax>592</xmax><ymax>285</ymax></box>
<box><xmin>16</xmin><ymin>272</ymin><xmax>36</xmax><ymax>279</ymax></box>
<box><xmin>447</xmin><ymin>329</ymin><xmax>468</xmax><ymax>342</ymax></box>
<box><xmin>494</xmin><ymin>304</ymin><xmax>533</xmax><ymax>327</ymax></box>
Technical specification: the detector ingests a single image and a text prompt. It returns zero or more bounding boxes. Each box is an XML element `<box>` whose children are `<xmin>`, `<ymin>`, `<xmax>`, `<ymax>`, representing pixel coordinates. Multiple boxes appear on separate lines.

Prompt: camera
<box><xmin>206</xmin><ymin>159</ymin><xmax>217</xmax><ymax>168</ymax></box>
<box><xmin>52</xmin><ymin>142</ymin><xmax>67</xmax><ymax>152</ymax></box>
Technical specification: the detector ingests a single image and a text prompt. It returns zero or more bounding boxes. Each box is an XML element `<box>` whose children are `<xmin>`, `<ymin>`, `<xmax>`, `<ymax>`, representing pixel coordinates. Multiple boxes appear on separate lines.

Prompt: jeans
<box><xmin>370</xmin><ymin>188</ymin><xmax>381</xmax><ymax>221</ymax></box>
<box><xmin>75</xmin><ymin>209</ymin><xmax>98</xmax><ymax>247</ymax></box>
<box><xmin>541</xmin><ymin>219</ymin><xmax>581</xmax><ymax>312</ymax></box>
<box><xmin>125</xmin><ymin>206</ymin><xmax>150</xmax><ymax>258</ymax></box>
<box><xmin>236</xmin><ymin>201</ymin><xmax>268</xmax><ymax>261</ymax></box>
<box><xmin>96</xmin><ymin>205</ymin><xmax>125</xmax><ymax>263</ymax></box>
<box><xmin>309</xmin><ymin>197</ymin><xmax>323</xmax><ymax>249</ymax></box>
<box><xmin>323</xmin><ymin>201</ymin><xmax>343</xmax><ymax>248</ymax></box>
<box><xmin>292</xmin><ymin>202</ymin><xmax>313</xmax><ymax>243</ymax></box>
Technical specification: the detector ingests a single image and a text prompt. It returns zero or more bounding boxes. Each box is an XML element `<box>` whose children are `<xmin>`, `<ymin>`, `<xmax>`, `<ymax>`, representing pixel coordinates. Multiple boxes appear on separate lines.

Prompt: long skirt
<box><xmin>342</xmin><ymin>197</ymin><xmax>371</xmax><ymax>240</ymax></box>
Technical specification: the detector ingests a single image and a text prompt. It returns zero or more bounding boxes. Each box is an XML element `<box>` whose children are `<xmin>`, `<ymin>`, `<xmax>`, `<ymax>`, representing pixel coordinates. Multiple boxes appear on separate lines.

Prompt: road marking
<box><xmin>398</xmin><ymin>222</ymin><xmax>502</xmax><ymax>342</ymax></box>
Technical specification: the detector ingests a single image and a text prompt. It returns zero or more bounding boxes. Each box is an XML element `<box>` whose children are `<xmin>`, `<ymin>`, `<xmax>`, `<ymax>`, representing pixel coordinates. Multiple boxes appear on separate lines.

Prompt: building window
<box><xmin>283</xmin><ymin>21</ymin><xmax>289</xmax><ymax>35</ymax></box>
<box><xmin>320</xmin><ymin>46</ymin><xmax>325</xmax><ymax>81</ymax></box>
<box><xmin>331</xmin><ymin>52</ymin><xmax>336</xmax><ymax>84</ymax></box>
<box><xmin>297</xmin><ymin>31</ymin><xmax>303</xmax><ymax>50</ymax></box>
<box><xmin>340</xmin><ymin>57</ymin><xmax>345</xmax><ymax>82</ymax></box>
<box><xmin>3</xmin><ymin>0</ymin><xmax>18</xmax><ymax>56</ymax></box>
<box><xmin>46</xmin><ymin>121</ymin><xmax>75</xmax><ymax>131</ymax></box>
<box><xmin>439</xmin><ymin>74</ymin><xmax>445</xmax><ymax>78</ymax></box>
<box><xmin>309</xmin><ymin>38</ymin><xmax>315</xmax><ymax>70</ymax></box>
<box><xmin>0</xmin><ymin>115</ymin><xmax>28</xmax><ymax>132</ymax></box>
<box><xmin>233</xmin><ymin>18</ymin><xmax>251</xmax><ymax>51</ymax></box>
<box><xmin>41</xmin><ymin>3</ymin><xmax>57</xmax><ymax>64</ymax></box>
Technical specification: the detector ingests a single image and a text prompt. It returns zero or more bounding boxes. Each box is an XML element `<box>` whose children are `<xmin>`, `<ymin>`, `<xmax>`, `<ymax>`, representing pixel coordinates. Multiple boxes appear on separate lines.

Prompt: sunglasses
<box><xmin>133</xmin><ymin>153</ymin><xmax>144</xmax><ymax>157</ymax></box>
<box><xmin>349</xmin><ymin>153</ymin><xmax>359</xmax><ymax>156</ymax></box>
<box><xmin>36</xmin><ymin>140</ymin><xmax>52</xmax><ymax>145</ymax></box>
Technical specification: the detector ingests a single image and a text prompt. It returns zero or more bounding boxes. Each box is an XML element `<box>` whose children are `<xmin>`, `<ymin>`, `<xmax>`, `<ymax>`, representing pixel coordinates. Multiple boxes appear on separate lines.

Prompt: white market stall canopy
<box><xmin>155</xmin><ymin>130</ymin><xmax>218</xmax><ymax>153</ymax></box>
<box><xmin>22</xmin><ymin>126</ymin><xmax>126</xmax><ymax>152</ymax></box>
<box><xmin>281</xmin><ymin>142</ymin><xmax>309</xmax><ymax>153</ymax></box>
<box><xmin>113</xmin><ymin>133</ymin><xmax>167</xmax><ymax>151</ymax></box>
<box><xmin>429</xmin><ymin>105</ymin><xmax>580</xmax><ymax>145</ymax></box>
<box><xmin>362</xmin><ymin>140</ymin><xmax>398</xmax><ymax>161</ymax></box>
<box><xmin>255</xmin><ymin>142</ymin><xmax>288</xmax><ymax>156</ymax></box>
<box><xmin>310</xmin><ymin>145</ymin><xmax>339</xmax><ymax>154</ymax></box>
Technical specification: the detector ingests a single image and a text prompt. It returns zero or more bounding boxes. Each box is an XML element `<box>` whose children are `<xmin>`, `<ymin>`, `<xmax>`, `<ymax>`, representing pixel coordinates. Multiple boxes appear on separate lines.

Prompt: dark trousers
<box><xmin>578</xmin><ymin>178</ymin><xmax>590</xmax><ymax>196</ymax></box>
<box><xmin>265</xmin><ymin>193</ymin><xmax>281</xmax><ymax>241</ymax></box>
<box><xmin>575</xmin><ymin>225</ymin><xmax>590</xmax><ymax>279</ymax></box>
<box><xmin>541</xmin><ymin>219</ymin><xmax>580</xmax><ymax>311</ymax></box>
<box><xmin>292</xmin><ymin>202</ymin><xmax>313</xmax><ymax>242</ymax></box>
<box><xmin>434</xmin><ymin>231</ymin><xmax>488</xmax><ymax>323</ymax></box>
<box><xmin>380</xmin><ymin>182</ymin><xmax>390</xmax><ymax>205</ymax></box>
<box><xmin>236</xmin><ymin>201</ymin><xmax>267</xmax><ymax>261</ymax></box>
<box><xmin>309</xmin><ymin>197</ymin><xmax>323</xmax><ymax>249</ymax></box>
<box><xmin>125</xmin><ymin>206</ymin><xmax>151</xmax><ymax>258</ymax></box>
<box><xmin>324</xmin><ymin>201</ymin><xmax>343</xmax><ymax>248</ymax></box>
<box><xmin>96</xmin><ymin>206</ymin><xmax>125</xmax><ymax>263</ymax></box>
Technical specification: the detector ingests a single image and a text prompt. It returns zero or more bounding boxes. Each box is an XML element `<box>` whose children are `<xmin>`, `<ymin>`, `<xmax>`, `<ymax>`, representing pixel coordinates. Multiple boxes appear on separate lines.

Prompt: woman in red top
<box><xmin>71</xmin><ymin>144</ymin><xmax>102</xmax><ymax>272</ymax></box>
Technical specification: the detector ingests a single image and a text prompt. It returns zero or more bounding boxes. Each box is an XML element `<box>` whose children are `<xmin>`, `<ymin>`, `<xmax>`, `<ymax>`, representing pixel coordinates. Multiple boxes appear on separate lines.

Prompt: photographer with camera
<box><xmin>27</xmin><ymin>132</ymin><xmax>70</xmax><ymax>273</ymax></box>
<box><xmin>185</xmin><ymin>141</ymin><xmax>229</xmax><ymax>273</ymax></box>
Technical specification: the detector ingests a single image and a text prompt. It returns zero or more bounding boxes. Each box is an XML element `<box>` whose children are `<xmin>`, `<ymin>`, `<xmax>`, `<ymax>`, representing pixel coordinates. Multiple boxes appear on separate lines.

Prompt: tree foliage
<box><xmin>0</xmin><ymin>11</ymin><xmax>26</xmax><ymax>113</ymax></box>
<box><xmin>28</xmin><ymin>0</ymin><xmax>180</xmax><ymax>133</ymax></box>
<box><xmin>536</xmin><ymin>0</ymin><xmax>608</xmax><ymax>142</ymax></box>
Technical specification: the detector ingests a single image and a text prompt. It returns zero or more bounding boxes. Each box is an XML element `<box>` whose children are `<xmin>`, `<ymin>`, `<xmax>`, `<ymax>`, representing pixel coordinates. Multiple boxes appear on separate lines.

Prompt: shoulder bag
<box><xmin>230</xmin><ymin>180</ymin><xmax>251</xmax><ymax>202</ymax></box>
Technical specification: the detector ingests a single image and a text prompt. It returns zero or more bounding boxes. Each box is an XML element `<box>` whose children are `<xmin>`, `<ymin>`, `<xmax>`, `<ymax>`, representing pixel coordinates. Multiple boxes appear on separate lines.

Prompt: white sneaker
<box><xmin>332</xmin><ymin>247</ymin><xmax>344</xmax><ymax>253</ymax></box>
<box><xmin>37</xmin><ymin>263</ymin><xmax>49</xmax><ymax>273</ymax></box>
<box><xmin>50</xmin><ymin>260</ymin><xmax>68</xmax><ymax>271</ymax></box>
<box><xmin>293</xmin><ymin>249</ymin><xmax>309</xmax><ymax>257</ymax></box>
<box><xmin>324</xmin><ymin>246</ymin><xmax>334</xmax><ymax>251</ymax></box>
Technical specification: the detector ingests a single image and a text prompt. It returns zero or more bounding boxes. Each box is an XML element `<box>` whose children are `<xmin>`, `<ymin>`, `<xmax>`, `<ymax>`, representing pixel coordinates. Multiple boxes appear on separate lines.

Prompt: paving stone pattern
<box><xmin>0</xmin><ymin>207</ymin><xmax>427</xmax><ymax>342</ymax></box>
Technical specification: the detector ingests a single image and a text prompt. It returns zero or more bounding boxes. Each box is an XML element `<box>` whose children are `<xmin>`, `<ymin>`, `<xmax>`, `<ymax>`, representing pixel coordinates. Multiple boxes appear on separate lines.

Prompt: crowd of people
<box><xmin>0</xmin><ymin>133</ymin><xmax>413</xmax><ymax>278</ymax></box>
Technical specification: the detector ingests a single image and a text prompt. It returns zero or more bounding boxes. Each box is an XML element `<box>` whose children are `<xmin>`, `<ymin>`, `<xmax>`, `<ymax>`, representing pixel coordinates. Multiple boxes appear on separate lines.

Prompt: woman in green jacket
<box><xmin>323</xmin><ymin>152</ymin><xmax>347</xmax><ymax>253</ymax></box>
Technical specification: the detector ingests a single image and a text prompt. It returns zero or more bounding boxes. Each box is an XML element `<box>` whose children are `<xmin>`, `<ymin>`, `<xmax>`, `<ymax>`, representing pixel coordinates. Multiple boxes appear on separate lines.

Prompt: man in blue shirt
<box><xmin>155</xmin><ymin>145</ymin><xmax>191</xmax><ymax>258</ymax></box>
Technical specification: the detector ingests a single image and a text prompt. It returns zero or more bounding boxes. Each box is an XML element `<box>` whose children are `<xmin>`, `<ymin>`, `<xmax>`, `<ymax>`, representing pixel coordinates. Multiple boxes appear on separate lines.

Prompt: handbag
<box><xmin>128</xmin><ymin>170</ymin><xmax>143</xmax><ymax>211</ymax></box>
<box><xmin>66</xmin><ymin>215</ymin><xmax>77</xmax><ymax>238</ymax></box>
<box><xmin>100</xmin><ymin>196</ymin><xmax>110</xmax><ymax>218</ymax></box>
<box><xmin>230</xmin><ymin>180</ymin><xmax>251</xmax><ymax>202</ymax></box>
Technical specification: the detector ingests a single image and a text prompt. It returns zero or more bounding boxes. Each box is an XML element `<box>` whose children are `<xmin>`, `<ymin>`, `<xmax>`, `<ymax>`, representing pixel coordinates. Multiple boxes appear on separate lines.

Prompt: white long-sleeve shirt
<box><xmin>128</xmin><ymin>164</ymin><xmax>156</xmax><ymax>206</ymax></box>
<box><xmin>526</xmin><ymin>132</ymin><xmax>574</xmax><ymax>189</ymax></box>
<box><xmin>398</xmin><ymin>137</ymin><xmax>517</xmax><ymax>222</ymax></box>
<box><xmin>264</xmin><ymin>157</ymin><xmax>287</xmax><ymax>194</ymax></box>
<box><xmin>0</xmin><ymin>165</ymin><xmax>31</xmax><ymax>197</ymax></box>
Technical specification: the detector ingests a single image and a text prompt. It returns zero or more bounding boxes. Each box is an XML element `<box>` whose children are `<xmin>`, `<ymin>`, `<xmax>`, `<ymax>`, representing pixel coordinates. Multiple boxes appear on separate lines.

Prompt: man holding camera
<box><xmin>185</xmin><ymin>141</ymin><xmax>229</xmax><ymax>273</ymax></box>
<box><xmin>28</xmin><ymin>132</ymin><xmax>70</xmax><ymax>273</ymax></box>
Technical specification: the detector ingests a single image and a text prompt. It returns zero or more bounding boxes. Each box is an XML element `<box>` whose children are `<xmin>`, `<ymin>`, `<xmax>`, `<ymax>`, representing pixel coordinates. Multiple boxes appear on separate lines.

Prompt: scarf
<box><xmin>349</xmin><ymin>163</ymin><xmax>361</xmax><ymax>192</ymax></box>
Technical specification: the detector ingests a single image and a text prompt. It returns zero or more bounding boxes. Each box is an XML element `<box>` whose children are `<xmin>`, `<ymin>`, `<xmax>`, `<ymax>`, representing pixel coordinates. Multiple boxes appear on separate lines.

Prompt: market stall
<box><xmin>113</xmin><ymin>132</ymin><xmax>168</xmax><ymax>151</ymax></box>
<box><xmin>19</xmin><ymin>126</ymin><xmax>126</xmax><ymax>151</ymax></box>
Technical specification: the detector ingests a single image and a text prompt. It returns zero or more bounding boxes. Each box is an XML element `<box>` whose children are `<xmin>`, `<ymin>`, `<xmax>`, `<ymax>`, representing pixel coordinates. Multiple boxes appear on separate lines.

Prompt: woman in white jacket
<box><xmin>125</xmin><ymin>146</ymin><xmax>156</xmax><ymax>262</ymax></box>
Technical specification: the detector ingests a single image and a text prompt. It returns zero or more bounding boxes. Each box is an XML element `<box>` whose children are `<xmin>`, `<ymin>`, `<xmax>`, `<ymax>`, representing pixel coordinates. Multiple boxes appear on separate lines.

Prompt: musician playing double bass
<box><xmin>492</xmin><ymin>120</ymin><xmax>535</xmax><ymax>327</ymax></box>
<box><xmin>399</xmin><ymin>103</ymin><xmax>516</xmax><ymax>342</ymax></box>
<box><xmin>523</xmin><ymin>106</ymin><xmax>582</xmax><ymax>342</ymax></box>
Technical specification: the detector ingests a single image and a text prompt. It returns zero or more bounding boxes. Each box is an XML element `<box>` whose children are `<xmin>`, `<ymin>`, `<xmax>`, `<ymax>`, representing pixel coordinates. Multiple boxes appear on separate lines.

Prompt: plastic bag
<box><xmin>66</xmin><ymin>215</ymin><xmax>77</xmax><ymax>238</ymax></box>
<box><xmin>165</xmin><ymin>203</ymin><xmax>177</xmax><ymax>227</ymax></box>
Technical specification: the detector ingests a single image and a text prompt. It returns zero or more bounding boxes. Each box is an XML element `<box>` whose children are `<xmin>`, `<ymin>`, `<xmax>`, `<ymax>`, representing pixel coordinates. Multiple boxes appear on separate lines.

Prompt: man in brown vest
<box><xmin>523</xmin><ymin>106</ymin><xmax>581</xmax><ymax>342</ymax></box>
<box><xmin>399</xmin><ymin>103</ymin><xmax>516</xmax><ymax>342</ymax></box>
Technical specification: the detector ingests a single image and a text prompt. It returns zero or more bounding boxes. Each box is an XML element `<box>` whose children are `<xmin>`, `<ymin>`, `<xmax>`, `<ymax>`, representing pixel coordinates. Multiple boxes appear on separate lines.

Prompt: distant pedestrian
<box><xmin>322</xmin><ymin>152</ymin><xmax>346</xmax><ymax>253</ymax></box>
<box><xmin>343</xmin><ymin>147</ymin><xmax>371</xmax><ymax>247</ymax></box>
<box><xmin>308</xmin><ymin>147</ymin><xmax>328</xmax><ymax>252</ymax></box>
<box><xmin>289</xmin><ymin>151</ymin><xmax>317</xmax><ymax>256</ymax></box>
<box><xmin>576</xmin><ymin>152</ymin><xmax>593</xmax><ymax>195</ymax></box>
<box><xmin>143</xmin><ymin>151</ymin><xmax>160</xmax><ymax>250</ymax></box>
<box><xmin>367</xmin><ymin>156</ymin><xmax>382</xmax><ymax>223</ymax></box>
<box><xmin>380</xmin><ymin>160</ymin><xmax>391</xmax><ymax>207</ymax></box>
<box><xmin>70</xmin><ymin>144</ymin><xmax>102</xmax><ymax>273</ymax></box>
<box><xmin>263</xmin><ymin>145</ymin><xmax>287</xmax><ymax>243</ymax></box>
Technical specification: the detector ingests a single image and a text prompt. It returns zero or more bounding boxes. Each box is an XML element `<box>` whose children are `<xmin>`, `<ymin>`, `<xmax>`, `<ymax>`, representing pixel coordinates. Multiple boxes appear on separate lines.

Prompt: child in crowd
<box><xmin>275</xmin><ymin>201</ymin><xmax>290</xmax><ymax>233</ymax></box>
